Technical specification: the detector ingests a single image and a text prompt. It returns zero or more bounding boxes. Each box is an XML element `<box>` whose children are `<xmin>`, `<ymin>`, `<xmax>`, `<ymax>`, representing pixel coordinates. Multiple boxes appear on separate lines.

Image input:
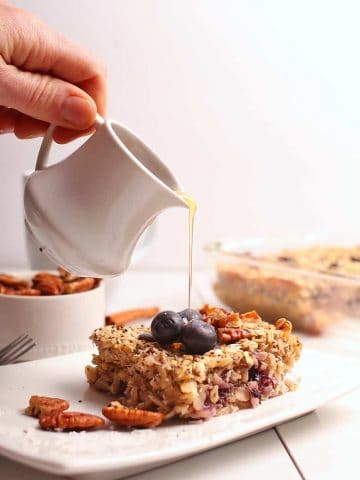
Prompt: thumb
<box><xmin>0</xmin><ymin>64</ymin><xmax>97</xmax><ymax>129</ymax></box>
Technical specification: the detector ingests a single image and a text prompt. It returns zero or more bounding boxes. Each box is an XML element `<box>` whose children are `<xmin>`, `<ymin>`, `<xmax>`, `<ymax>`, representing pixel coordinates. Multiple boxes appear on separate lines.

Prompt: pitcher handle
<box><xmin>35</xmin><ymin>114</ymin><xmax>106</xmax><ymax>171</ymax></box>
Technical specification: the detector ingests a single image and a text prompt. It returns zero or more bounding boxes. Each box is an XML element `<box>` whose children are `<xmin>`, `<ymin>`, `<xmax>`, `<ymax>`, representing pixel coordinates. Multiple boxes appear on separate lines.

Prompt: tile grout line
<box><xmin>275</xmin><ymin>427</ymin><xmax>306</xmax><ymax>480</ymax></box>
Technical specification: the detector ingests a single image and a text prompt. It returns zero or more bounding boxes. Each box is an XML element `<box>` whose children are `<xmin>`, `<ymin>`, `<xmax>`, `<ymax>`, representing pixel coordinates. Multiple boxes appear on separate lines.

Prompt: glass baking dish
<box><xmin>205</xmin><ymin>238</ymin><xmax>360</xmax><ymax>334</ymax></box>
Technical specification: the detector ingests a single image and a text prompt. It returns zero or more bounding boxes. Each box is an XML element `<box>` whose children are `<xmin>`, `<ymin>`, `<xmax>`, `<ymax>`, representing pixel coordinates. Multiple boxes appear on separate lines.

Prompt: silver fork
<box><xmin>0</xmin><ymin>334</ymin><xmax>36</xmax><ymax>365</ymax></box>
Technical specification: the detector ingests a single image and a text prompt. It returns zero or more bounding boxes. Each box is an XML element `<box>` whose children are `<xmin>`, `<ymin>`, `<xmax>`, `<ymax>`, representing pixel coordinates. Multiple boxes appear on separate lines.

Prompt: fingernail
<box><xmin>61</xmin><ymin>96</ymin><xmax>96</xmax><ymax>129</ymax></box>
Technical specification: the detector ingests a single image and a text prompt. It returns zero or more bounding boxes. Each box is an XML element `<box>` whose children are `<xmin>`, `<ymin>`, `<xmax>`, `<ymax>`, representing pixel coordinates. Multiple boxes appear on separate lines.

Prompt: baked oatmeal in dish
<box><xmin>211</xmin><ymin>243</ymin><xmax>360</xmax><ymax>334</ymax></box>
<box><xmin>86</xmin><ymin>306</ymin><xmax>302</xmax><ymax>420</ymax></box>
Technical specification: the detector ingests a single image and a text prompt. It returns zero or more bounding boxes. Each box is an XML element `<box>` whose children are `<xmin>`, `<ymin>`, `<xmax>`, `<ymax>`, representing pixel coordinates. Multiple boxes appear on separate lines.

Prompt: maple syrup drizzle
<box><xmin>177</xmin><ymin>192</ymin><xmax>197</xmax><ymax>314</ymax></box>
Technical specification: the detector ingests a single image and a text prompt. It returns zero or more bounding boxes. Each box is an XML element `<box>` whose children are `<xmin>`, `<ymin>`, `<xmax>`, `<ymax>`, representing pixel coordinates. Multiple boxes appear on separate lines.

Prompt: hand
<box><xmin>0</xmin><ymin>1</ymin><xmax>107</xmax><ymax>143</ymax></box>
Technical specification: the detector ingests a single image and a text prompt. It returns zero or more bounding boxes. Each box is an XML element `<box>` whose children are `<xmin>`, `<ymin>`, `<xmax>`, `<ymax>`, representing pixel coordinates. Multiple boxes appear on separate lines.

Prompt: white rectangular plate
<box><xmin>0</xmin><ymin>348</ymin><xmax>359</xmax><ymax>480</ymax></box>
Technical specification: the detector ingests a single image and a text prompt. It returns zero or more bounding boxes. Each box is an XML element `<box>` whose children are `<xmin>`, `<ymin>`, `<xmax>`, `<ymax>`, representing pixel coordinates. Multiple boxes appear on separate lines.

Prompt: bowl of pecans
<box><xmin>0</xmin><ymin>268</ymin><xmax>105</xmax><ymax>360</ymax></box>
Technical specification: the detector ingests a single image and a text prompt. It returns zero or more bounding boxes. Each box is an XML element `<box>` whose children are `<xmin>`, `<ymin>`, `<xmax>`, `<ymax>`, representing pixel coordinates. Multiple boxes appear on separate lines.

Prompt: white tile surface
<box><xmin>277</xmin><ymin>388</ymin><xmax>360</xmax><ymax>480</ymax></box>
<box><xmin>0</xmin><ymin>270</ymin><xmax>358</xmax><ymax>479</ymax></box>
<box><xmin>0</xmin><ymin>430</ymin><xmax>300</xmax><ymax>480</ymax></box>
<box><xmin>196</xmin><ymin>269</ymin><xmax>360</xmax><ymax>480</ymax></box>
<box><xmin>0</xmin><ymin>457</ymin><xmax>65</xmax><ymax>480</ymax></box>
<box><xmin>127</xmin><ymin>429</ymin><xmax>301</xmax><ymax>480</ymax></box>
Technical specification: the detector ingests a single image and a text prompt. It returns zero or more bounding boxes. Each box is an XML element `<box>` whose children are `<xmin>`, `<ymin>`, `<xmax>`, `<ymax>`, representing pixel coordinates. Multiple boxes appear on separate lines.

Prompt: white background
<box><xmin>1</xmin><ymin>0</ymin><xmax>360</xmax><ymax>270</ymax></box>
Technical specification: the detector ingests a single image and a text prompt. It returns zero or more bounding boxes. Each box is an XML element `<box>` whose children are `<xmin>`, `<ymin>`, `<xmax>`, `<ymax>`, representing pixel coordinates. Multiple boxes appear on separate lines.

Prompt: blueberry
<box><xmin>181</xmin><ymin>320</ymin><xmax>217</xmax><ymax>354</ymax></box>
<box><xmin>248</xmin><ymin>367</ymin><xmax>260</xmax><ymax>382</ymax></box>
<box><xmin>178</xmin><ymin>308</ymin><xmax>203</xmax><ymax>324</ymax></box>
<box><xmin>151</xmin><ymin>311</ymin><xmax>184</xmax><ymax>344</ymax></box>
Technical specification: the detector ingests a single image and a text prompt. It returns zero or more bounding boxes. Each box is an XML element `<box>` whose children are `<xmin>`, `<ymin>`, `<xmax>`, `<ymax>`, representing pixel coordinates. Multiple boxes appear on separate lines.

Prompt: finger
<box><xmin>0</xmin><ymin>106</ymin><xmax>17</xmax><ymax>133</ymax></box>
<box><xmin>0</xmin><ymin>61</ymin><xmax>97</xmax><ymax>130</ymax></box>
<box><xmin>53</xmin><ymin>126</ymin><xmax>95</xmax><ymax>144</ymax></box>
<box><xmin>3</xmin><ymin>5</ymin><xmax>107</xmax><ymax>116</ymax></box>
<box><xmin>77</xmin><ymin>75</ymin><xmax>107</xmax><ymax>120</ymax></box>
<box><xmin>0</xmin><ymin>107</ymin><xmax>92</xmax><ymax>142</ymax></box>
<box><xmin>14</xmin><ymin>113</ymin><xmax>48</xmax><ymax>139</ymax></box>
<box><xmin>52</xmin><ymin>74</ymin><xmax>107</xmax><ymax>143</ymax></box>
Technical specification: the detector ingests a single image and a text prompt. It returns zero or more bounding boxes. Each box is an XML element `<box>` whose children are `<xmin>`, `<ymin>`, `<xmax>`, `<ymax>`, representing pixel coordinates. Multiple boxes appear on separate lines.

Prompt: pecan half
<box><xmin>64</xmin><ymin>277</ymin><xmax>95</xmax><ymax>294</ymax></box>
<box><xmin>25</xmin><ymin>396</ymin><xmax>69</xmax><ymax>418</ymax></box>
<box><xmin>275</xmin><ymin>318</ymin><xmax>293</xmax><ymax>333</ymax></box>
<box><xmin>106</xmin><ymin>306</ymin><xmax>160</xmax><ymax>327</ymax></box>
<box><xmin>217</xmin><ymin>327</ymin><xmax>252</xmax><ymax>344</ymax></box>
<box><xmin>0</xmin><ymin>274</ymin><xmax>31</xmax><ymax>289</ymax></box>
<box><xmin>39</xmin><ymin>411</ymin><xmax>105</xmax><ymax>430</ymax></box>
<box><xmin>102</xmin><ymin>401</ymin><xmax>164</xmax><ymax>428</ymax></box>
<box><xmin>0</xmin><ymin>287</ymin><xmax>39</xmax><ymax>295</ymax></box>
<box><xmin>12</xmin><ymin>288</ymin><xmax>41</xmax><ymax>296</ymax></box>
<box><xmin>0</xmin><ymin>285</ymin><xmax>15</xmax><ymax>294</ymax></box>
<box><xmin>240</xmin><ymin>310</ymin><xmax>262</xmax><ymax>323</ymax></box>
<box><xmin>57</xmin><ymin>267</ymin><xmax>79</xmax><ymax>283</ymax></box>
<box><xmin>201</xmin><ymin>305</ymin><xmax>262</xmax><ymax>328</ymax></box>
<box><xmin>32</xmin><ymin>273</ymin><xmax>64</xmax><ymax>295</ymax></box>
<box><xmin>200</xmin><ymin>304</ymin><xmax>242</xmax><ymax>327</ymax></box>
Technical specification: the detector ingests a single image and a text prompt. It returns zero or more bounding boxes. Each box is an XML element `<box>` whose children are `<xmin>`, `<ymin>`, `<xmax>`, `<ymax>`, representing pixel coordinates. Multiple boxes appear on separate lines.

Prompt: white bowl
<box><xmin>0</xmin><ymin>270</ymin><xmax>105</xmax><ymax>361</ymax></box>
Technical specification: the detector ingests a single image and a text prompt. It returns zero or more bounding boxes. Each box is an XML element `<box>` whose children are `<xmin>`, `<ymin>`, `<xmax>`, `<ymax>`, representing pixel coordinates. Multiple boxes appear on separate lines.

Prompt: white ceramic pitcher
<box><xmin>24</xmin><ymin>115</ymin><xmax>187</xmax><ymax>277</ymax></box>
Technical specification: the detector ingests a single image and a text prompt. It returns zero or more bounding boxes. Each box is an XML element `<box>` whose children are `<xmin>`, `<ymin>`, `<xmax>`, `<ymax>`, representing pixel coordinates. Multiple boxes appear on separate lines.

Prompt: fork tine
<box><xmin>0</xmin><ymin>334</ymin><xmax>28</xmax><ymax>357</ymax></box>
<box><xmin>1</xmin><ymin>341</ymin><xmax>37</xmax><ymax>365</ymax></box>
<box><xmin>0</xmin><ymin>337</ymin><xmax>33</xmax><ymax>361</ymax></box>
<box><xmin>0</xmin><ymin>337</ymin><xmax>36</xmax><ymax>364</ymax></box>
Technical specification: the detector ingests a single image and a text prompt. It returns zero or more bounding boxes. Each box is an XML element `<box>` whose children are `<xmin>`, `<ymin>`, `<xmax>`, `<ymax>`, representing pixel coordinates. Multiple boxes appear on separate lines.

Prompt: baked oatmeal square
<box><xmin>86</xmin><ymin>306</ymin><xmax>302</xmax><ymax>420</ymax></box>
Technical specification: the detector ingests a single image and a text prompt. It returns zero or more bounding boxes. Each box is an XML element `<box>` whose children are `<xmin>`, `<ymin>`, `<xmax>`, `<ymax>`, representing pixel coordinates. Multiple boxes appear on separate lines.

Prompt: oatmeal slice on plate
<box><xmin>86</xmin><ymin>305</ymin><xmax>302</xmax><ymax>420</ymax></box>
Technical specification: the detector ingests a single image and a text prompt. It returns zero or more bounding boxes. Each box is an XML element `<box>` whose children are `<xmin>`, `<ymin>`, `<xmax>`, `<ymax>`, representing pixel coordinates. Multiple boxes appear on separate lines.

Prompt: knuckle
<box><xmin>23</xmin><ymin>74</ymin><xmax>57</xmax><ymax>114</ymax></box>
<box><xmin>0</xmin><ymin>61</ymin><xmax>8</xmax><ymax>82</ymax></box>
<box><xmin>24</xmin><ymin>75</ymin><xmax>47</xmax><ymax>108</ymax></box>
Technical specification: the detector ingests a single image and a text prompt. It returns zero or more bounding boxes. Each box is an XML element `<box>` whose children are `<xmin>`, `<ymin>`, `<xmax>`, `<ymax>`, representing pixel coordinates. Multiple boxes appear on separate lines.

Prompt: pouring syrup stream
<box><xmin>177</xmin><ymin>192</ymin><xmax>197</xmax><ymax>315</ymax></box>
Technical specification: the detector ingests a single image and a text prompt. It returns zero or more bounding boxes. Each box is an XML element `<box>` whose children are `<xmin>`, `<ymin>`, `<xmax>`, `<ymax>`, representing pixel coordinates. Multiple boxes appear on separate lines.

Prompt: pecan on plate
<box><xmin>39</xmin><ymin>411</ymin><xmax>105</xmax><ymax>430</ymax></box>
<box><xmin>32</xmin><ymin>273</ymin><xmax>64</xmax><ymax>295</ymax></box>
<box><xmin>25</xmin><ymin>395</ymin><xmax>69</xmax><ymax>418</ymax></box>
<box><xmin>102</xmin><ymin>401</ymin><xmax>164</xmax><ymax>428</ymax></box>
<box><xmin>63</xmin><ymin>277</ymin><xmax>95</xmax><ymax>294</ymax></box>
<box><xmin>217</xmin><ymin>327</ymin><xmax>252</xmax><ymax>344</ymax></box>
